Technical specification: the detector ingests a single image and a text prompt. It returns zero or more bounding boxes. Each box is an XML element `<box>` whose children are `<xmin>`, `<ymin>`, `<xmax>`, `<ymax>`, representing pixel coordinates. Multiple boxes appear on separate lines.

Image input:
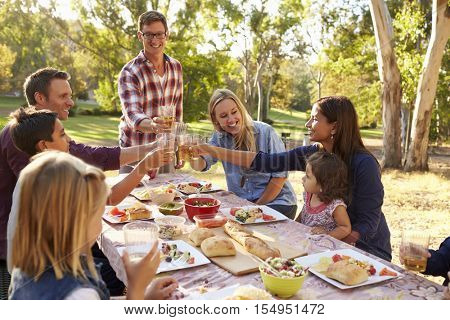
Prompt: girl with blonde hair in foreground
<box><xmin>9</xmin><ymin>151</ymin><xmax>177</xmax><ymax>300</ymax></box>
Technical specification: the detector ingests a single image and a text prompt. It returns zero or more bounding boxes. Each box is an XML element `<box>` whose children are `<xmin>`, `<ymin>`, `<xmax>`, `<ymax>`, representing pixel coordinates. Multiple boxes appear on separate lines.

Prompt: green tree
<box><xmin>270</xmin><ymin>59</ymin><xmax>311</xmax><ymax>112</ymax></box>
<box><xmin>0</xmin><ymin>1</ymin><xmax>88</xmax><ymax>100</ymax></box>
<box><xmin>43</xmin><ymin>0</ymin><xmax>234</xmax><ymax>120</ymax></box>
<box><xmin>319</xmin><ymin>4</ymin><xmax>381</xmax><ymax>127</ymax></box>
<box><xmin>0</xmin><ymin>44</ymin><xmax>16</xmax><ymax>92</ymax></box>
<box><xmin>206</xmin><ymin>0</ymin><xmax>304</xmax><ymax>118</ymax></box>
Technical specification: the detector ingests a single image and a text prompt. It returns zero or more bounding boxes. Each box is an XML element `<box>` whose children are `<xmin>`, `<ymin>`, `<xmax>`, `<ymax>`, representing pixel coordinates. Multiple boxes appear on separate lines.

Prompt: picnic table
<box><xmin>99</xmin><ymin>173</ymin><xmax>446</xmax><ymax>300</ymax></box>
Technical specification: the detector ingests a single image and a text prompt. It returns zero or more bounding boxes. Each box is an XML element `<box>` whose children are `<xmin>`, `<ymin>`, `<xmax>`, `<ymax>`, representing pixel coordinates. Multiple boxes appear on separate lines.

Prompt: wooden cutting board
<box><xmin>177</xmin><ymin>226</ymin><xmax>308</xmax><ymax>276</ymax></box>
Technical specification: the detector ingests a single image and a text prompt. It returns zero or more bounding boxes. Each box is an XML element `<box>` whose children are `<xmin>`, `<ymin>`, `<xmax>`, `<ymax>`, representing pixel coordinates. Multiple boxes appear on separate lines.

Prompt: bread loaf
<box><xmin>325</xmin><ymin>260</ymin><xmax>368</xmax><ymax>285</ymax></box>
<box><xmin>200</xmin><ymin>236</ymin><xmax>236</xmax><ymax>257</ymax></box>
<box><xmin>189</xmin><ymin>228</ymin><xmax>215</xmax><ymax>246</ymax></box>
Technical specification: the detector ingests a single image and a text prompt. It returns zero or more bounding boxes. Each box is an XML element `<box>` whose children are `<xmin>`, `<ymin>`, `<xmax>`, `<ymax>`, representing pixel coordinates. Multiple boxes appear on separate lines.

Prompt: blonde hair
<box><xmin>11</xmin><ymin>151</ymin><xmax>109</xmax><ymax>280</ymax></box>
<box><xmin>208</xmin><ymin>89</ymin><xmax>256</xmax><ymax>152</ymax></box>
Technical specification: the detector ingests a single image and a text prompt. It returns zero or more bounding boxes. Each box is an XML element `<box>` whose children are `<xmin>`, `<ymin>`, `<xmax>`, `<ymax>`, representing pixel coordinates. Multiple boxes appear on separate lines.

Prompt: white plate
<box><xmin>130</xmin><ymin>188</ymin><xmax>152</xmax><ymax>201</ymax></box>
<box><xmin>117</xmin><ymin>240</ymin><xmax>210</xmax><ymax>274</ymax></box>
<box><xmin>131</xmin><ymin>186</ymin><xmax>184</xmax><ymax>201</ymax></box>
<box><xmin>176</xmin><ymin>181</ymin><xmax>222</xmax><ymax>195</ymax></box>
<box><xmin>187</xmin><ymin>284</ymin><xmax>240</xmax><ymax>300</ymax></box>
<box><xmin>102</xmin><ymin>204</ymin><xmax>164</xmax><ymax>224</ymax></box>
<box><xmin>158</xmin><ymin>240</ymin><xmax>210</xmax><ymax>273</ymax></box>
<box><xmin>294</xmin><ymin>249</ymin><xmax>402</xmax><ymax>289</ymax></box>
<box><xmin>221</xmin><ymin>205</ymin><xmax>288</xmax><ymax>224</ymax></box>
<box><xmin>187</xmin><ymin>284</ymin><xmax>274</xmax><ymax>300</ymax></box>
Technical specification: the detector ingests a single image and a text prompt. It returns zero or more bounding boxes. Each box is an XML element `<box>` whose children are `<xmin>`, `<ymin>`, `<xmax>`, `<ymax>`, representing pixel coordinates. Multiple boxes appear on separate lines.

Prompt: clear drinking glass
<box><xmin>178</xmin><ymin>134</ymin><xmax>192</xmax><ymax>161</ymax></box>
<box><xmin>123</xmin><ymin>221</ymin><xmax>159</xmax><ymax>263</ymax></box>
<box><xmin>159</xmin><ymin>105</ymin><xmax>175</xmax><ymax>131</ymax></box>
<box><xmin>190</xmin><ymin>135</ymin><xmax>207</xmax><ymax>160</ymax></box>
<box><xmin>156</xmin><ymin>133</ymin><xmax>175</xmax><ymax>152</ymax></box>
<box><xmin>401</xmin><ymin>231</ymin><xmax>430</xmax><ymax>272</ymax></box>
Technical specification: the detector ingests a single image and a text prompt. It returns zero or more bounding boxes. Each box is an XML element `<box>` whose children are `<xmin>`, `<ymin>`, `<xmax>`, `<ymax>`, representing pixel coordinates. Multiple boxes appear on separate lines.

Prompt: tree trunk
<box><xmin>317</xmin><ymin>70</ymin><xmax>322</xmax><ymax>99</ymax></box>
<box><xmin>257</xmin><ymin>78</ymin><xmax>264</xmax><ymax>121</ymax></box>
<box><xmin>265</xmin><ymin>73</ymin><xmax>273</xmax><ymax>114</ymax></box>
<box><xmin>369</xmin><ymin>0</ymin><xmax>403</xmax><ymax>168</ymax></box>
<box><xmin>405</xmin><ymin>0</ymin><xmax>450</xmax><ymax>171</ymax></box>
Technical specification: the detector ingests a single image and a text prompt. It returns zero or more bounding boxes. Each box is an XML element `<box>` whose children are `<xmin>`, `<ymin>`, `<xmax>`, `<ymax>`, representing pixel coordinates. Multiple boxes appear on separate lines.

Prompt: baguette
<box><xmin>223</xmin><ymin>221</ymin><xmax>280</xmax><ymax>260</ymax></box>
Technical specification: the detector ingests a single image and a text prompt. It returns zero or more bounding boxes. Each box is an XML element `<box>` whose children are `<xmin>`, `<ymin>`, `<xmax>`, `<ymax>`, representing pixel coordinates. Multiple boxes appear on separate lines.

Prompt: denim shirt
<box><xmin>9</xmin><ymin>258</ymin><xmax>110</xmax><ymax>300</ymax></box>
<box><xmin>202</xmin><ymin>121</ymin><xmax>296</xmax><ymax>207</ymax></box>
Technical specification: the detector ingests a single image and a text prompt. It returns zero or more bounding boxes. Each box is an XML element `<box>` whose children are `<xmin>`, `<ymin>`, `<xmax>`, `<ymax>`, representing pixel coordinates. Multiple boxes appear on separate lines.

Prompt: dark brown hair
<box><xmin>23</xmin><ymin>68</ymin><xmax>70</xmax><ymax>106</ymax></box>
<box><xmin>138</xmin><ymin>10</ymin><xmax>168</xmax><ymax>32</ymax></box>
<box><xmin>9</xmin><ymin>107</ymin><xmax>58</xmax><ymax>156</ymax></box>
<box><xmin>307</xmin><ymin>151</ymin><xmax>348</xmax><ymax>204</ymax></box>
<box><xmin>315</xmin><ymin>96</ymin><xmax>372</xmax><ymax>166</ymax></box>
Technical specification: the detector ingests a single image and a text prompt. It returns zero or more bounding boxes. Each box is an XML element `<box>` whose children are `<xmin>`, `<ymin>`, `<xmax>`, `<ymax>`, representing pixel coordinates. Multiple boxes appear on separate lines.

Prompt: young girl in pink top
<box><xmin>299</xmin><ymin>151</ymin><xmax>351</xmax><ymax>240</ymax></box>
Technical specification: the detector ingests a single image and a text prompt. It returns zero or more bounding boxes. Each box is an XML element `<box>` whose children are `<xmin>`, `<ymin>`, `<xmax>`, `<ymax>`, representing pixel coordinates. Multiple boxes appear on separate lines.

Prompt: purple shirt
<box><xmin>0</xmin><ymin>125</ymin><xmax>121</xmax><ymax>260</ymax></box>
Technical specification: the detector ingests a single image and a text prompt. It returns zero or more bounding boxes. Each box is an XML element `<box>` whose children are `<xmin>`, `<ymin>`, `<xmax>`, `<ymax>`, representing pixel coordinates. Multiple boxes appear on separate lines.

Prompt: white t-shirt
<box><xmin>157</xmin><ymin>73</ymin><xmax>167</xmax><ymax>96</ymax></box>
<box><xmin>65</xmin><ymin>288</ymin><xmax>101</xmax><ymax>300</ymax></box>
<box><xmin>6</xmin><ymin>183</ymin><xmax>20</xmax><ymax>272</ymax></box>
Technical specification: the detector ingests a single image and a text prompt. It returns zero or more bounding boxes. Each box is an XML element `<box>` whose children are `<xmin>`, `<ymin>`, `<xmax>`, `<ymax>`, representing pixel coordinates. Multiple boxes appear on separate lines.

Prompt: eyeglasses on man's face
<box><xmin>140</xmin><ymin>31</ymin><xmax>167</xmax><ymax>40</ymax></box>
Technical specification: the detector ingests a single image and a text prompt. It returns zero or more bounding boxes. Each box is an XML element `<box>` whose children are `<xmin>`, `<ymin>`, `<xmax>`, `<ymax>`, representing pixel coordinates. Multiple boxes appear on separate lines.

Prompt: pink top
<box><xmin>300</xmin><ymin>192</ymin><xmax>346</xmax><ymax>231</ymax></box>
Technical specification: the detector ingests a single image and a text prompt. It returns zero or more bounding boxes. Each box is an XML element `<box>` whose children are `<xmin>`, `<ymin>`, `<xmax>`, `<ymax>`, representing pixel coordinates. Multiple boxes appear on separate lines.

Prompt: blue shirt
<box><xmin>425</xmin><ymin>237</ymin><xmax>450</xmax><ymax>285</ymax></box>
<box><xmin>9</xmin><ymin>257</ymin><xmax>110</xmax><ymax>300</ymax></box>
<box><xmin>251</xmin><ymin>144</ymin><xmax>392</xmax><ymax>262</ymax></box>
<box><xmin>202</xmin><ymin>121</ymin><xmax>297</xmax><ymax>207</ymax></box>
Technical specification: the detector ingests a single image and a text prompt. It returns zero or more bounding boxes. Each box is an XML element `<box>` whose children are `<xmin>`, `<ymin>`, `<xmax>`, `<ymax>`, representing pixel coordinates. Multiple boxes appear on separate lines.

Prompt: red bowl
<box><xmin>184</xmin><ymin>197</ymin><xmax>221</xmax><ymax>221</ymax></box>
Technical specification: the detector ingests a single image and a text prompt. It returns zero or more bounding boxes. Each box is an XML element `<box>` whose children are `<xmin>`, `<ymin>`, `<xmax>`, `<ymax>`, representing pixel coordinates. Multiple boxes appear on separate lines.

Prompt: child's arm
<box><xmin>328</xmin><ymin>205</ymin><xmax>352</xmax><ymax>240</ymax></box>
<box><xmin>122</xmin><ymin>242</ymin><xmax>160</xmax><ymax>300</ymax></box>
<box><xmin>119</xmin><ymin>141</ymin><xmax>158</xmax><ymax>166</ymax></box>
<box><xmin>108</xmin><ymin>148</ymin><xmax>173</xmax><ymax>205</ymax></box>
<box><xmin>144</xmin><ymin>277</ymin><xmax>178</xmax><ymax>299</ymax></box>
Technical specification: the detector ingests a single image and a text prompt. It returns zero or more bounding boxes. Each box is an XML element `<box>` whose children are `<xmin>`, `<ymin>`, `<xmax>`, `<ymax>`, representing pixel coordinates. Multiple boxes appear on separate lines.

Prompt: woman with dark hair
<box><xmin>195</xmin><ymin>96</ymin><xmax>392</xmax><ymax>261</ymax></box>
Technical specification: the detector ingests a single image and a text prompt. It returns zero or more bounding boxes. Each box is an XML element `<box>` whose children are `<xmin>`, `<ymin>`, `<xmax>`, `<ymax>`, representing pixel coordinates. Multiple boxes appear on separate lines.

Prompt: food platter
<box><xmin>294</xmin><ymin>249</ymin><xmax>402</xmax><ymax>289</ymax></box>
<box><xmin>158</xmin><ymin>240</ymin><xmax>210</xmax><ymax>273</ymax></box>
<box><xmin>117</xmin><ymin>240</ymin><xmax>210</xmax><ymax>274</ymax></box>
<box><xmin>102</xmin><ymin>203</ymin><xmax>164</xmax><ymax>224</ymax></box>
<box><xmin>176</xmin><ymin>182</ymin><xmax>222</xmax><ymax>195</ymax></box>
<box><xmin>187</xmin><ymin>284</ymin><xmax>273</xmax><ymax>300</ymax></box>
<box><xmin>130</xmin><ymin>186</ymin><xmax>179</xmax><ymax>202</ymax></box>
<box><xmin>221</xmin><ymin>206</ymin><xmax>288</xmax><ymax>224</ymax></box>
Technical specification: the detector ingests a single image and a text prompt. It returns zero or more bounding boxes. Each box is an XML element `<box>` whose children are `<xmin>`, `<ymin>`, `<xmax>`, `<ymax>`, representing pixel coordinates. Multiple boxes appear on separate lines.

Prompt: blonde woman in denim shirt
<box><xmin>189</xmin><ymin>89</ymin><xmax>297</xmax><ymax>219</ymax></box>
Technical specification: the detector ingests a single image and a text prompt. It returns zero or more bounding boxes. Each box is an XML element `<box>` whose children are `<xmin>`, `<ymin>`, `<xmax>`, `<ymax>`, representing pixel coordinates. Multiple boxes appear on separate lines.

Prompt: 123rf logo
<box><xmin>254</xmin><ymin>303</ymin><xmax>325</xmax><ymax>315</ymax></box>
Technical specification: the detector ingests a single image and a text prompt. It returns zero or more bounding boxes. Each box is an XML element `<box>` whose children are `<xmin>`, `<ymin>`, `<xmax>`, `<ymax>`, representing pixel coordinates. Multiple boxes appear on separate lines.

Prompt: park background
<box><xmin>0</xmin><ymin>0</ymin><xmax>449</xmax><ymax>284</ymax></box>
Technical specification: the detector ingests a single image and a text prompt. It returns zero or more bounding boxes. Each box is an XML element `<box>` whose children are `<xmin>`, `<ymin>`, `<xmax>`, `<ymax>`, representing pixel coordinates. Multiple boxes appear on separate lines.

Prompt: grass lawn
<box><xmin>64</xmin><ymin>115</ymin><xmax>120</xmax><ymax>146</ymax></box>
<box><xmin>0</xmin><ymin>95</ymin><xmax>383</xmax><ymax>142</ymax></box>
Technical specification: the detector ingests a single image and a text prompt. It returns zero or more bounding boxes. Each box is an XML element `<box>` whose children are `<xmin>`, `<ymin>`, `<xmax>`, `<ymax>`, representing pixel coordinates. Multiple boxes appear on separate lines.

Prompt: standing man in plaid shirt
<box><xmin>118</xmin><ymin>10</ymin><xmax>183</xmax><ymax>176</ymax></box>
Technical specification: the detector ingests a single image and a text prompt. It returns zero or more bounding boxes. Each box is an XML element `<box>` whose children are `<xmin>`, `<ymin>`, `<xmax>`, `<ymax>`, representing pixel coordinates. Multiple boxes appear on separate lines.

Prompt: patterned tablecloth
<box><xmin>99</xmin><ymin>174</ymin><xmax>446</xmax><ymax>300</ymax></box>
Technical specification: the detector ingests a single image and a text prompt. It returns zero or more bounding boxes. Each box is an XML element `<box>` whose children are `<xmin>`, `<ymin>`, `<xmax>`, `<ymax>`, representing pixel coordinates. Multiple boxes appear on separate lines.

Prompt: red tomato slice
<box><xmin>379</xmin><ymin>267</ymin><xmax>397</xmax><ymax>277</ymax></box>
<box><xmin>230</xmin><ymin>208</ymin><xmax>240</xmax><ymax>216</ymax></box>
<box><xmin>189</xmin><ymin>182</ymin><xmax>201</xmax><ymax>188</ymax></box>
<box><xmin>109</xmin><ymin>207</ymin><xmax>125</xmax><ymax>216</ymax></box>
<box><xmin>262</xmin><ymin>214</ymin><xmax>275</xmax><ymax>221</ymax></box>
<box><xmin>332</xmin><ymin>254</ymin><xmax>342</xmax><ymax>263</ymax></box>
<box><xmin>369</xmin><ymin>266</ymin><xmax>377</xmax><ymax>275</ymax></box>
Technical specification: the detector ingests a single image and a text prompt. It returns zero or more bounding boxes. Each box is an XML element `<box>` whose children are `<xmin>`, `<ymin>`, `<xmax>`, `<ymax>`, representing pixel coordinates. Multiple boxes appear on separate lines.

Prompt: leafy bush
<box><xmin>94</xmin><ymin>80</ymin><xmax>120</xmax><ymax>113</ymax></box>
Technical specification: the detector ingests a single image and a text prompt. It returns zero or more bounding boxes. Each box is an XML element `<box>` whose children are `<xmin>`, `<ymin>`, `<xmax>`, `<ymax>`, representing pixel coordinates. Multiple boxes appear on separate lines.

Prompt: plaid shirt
<box><xmin>118</xmin><ymin>51</ymin><xmax>183</xmax><ymax>147</ymax></box>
